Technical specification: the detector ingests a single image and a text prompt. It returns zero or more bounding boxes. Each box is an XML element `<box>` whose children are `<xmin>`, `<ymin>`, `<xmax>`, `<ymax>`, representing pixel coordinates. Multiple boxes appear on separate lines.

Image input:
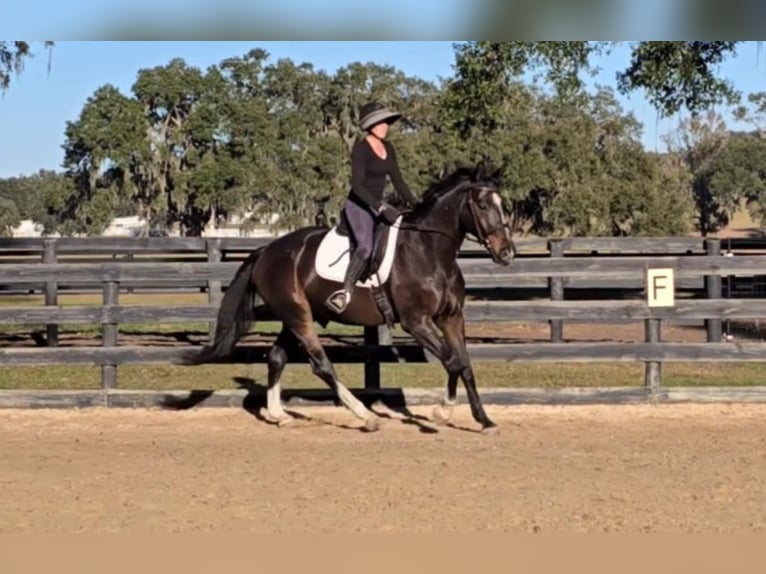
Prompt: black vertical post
<box><xmin>42</xmin><ymin>239</ymin><xmax>58</xmax><ymax>347</ymax></box>
<box><xmin>101</xmin><ymin>281</ymin><xmax>119</xmax><ymax>391</ymax></box>
<box><xmin>363</xmin><ymin>326</ymin><xmax>383</xmax><ymax>390</ymax></box>
<box><xmin>644</xmin><ymin>317</ymin><xmax>662</xmax><ymax>394</ymax></box>
<box><xmin>705</xmin><ymin>238</ymin><xmax>722</xmax><ymax>343</ymax></box>
<box><xmin>206</xmin><ymin>238</ymin><xmax>223</xmax><ymax>342</ymax></box>
<box><xmin>548</xmin><ymin>239</ymin><xmax>564</xmax><ymax>342</ymax></box>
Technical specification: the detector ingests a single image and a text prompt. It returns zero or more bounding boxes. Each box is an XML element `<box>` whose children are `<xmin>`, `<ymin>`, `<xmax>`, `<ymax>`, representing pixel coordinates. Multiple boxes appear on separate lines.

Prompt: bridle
<box><xmin>464</xmin><ymin>187</ymin><xmax>513</xmax><ymax>249</ymax></box>
<box><xmin>391</xmin><ymin>183</ymin><xmax>512</xmax><ymax>249</ymax></box>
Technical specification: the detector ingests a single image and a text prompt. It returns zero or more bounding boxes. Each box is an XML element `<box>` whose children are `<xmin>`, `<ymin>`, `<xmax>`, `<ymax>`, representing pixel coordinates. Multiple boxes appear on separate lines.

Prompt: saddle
<box><xmin>314</xmin><ymin>214</ymin><xmax>402</xmax><ymax>327</ymax></box>
<box><xmin>334</xmin><ymin>216</ymin><xmax>391</xmax><ymax>281</ymax></box>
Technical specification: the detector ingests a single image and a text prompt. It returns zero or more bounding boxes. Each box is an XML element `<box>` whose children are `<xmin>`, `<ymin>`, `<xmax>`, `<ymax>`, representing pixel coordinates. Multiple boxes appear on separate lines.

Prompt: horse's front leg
<box><xmin>434</xmin><ymin>311</ymin><xmax>497</xmax><ymax>434</ymax></box>
<box><xmin>401</xmin><ymin>312</ymin><xmax>496</xmax><ymax>433</ymax></box>
<box><xmin>432</xmin><ymin>372</ymin><xmax>459</xmax><ymax>426</ymax></box>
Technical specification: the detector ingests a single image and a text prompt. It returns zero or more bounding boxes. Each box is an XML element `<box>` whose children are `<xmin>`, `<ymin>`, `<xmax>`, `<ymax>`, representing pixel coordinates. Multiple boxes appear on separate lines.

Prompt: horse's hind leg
<box><xmin>288</xmin><ymin>321</ymin><xmax>380</xmax><ymax>432</ymax></box>
<box><xmin>261</xmin><ymin>327</ymin><xmax>296</xmax><ymax>427</ymax></box>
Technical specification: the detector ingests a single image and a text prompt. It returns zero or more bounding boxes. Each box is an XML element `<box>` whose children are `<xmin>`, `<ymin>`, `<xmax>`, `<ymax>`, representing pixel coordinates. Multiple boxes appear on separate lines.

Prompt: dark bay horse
<box><xmin>177</xmin><ymin>165</ymin><xmax>516</xmax><ymax>434</ymax></box>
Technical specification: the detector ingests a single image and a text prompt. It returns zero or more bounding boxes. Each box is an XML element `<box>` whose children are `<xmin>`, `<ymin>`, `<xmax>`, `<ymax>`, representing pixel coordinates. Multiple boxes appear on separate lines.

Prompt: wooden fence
<box><xmin>3</xmin><ymin>235</ymin><xmax>766</xmax><ymax>405</ymax></box>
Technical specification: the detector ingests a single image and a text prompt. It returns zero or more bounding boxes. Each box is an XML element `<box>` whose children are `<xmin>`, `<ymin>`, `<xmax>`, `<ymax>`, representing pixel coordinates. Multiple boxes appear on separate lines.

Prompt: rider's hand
<box><xmin>378</xmin><ymin>203</ymin><xmax>399</xmax><ymax>224</ymax></box>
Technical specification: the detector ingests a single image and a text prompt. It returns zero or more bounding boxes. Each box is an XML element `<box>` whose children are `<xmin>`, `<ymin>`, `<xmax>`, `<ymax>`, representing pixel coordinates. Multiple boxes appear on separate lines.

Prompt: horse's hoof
<box><xmin>260</xmin><ymin>408</ymin><xmax>293</xmax><ymax>427</ymax></box>
<box><xmin>432</xmin><ymin>405</ymin><xmax>452</xmax><ymax>425</ymax></box>
<box><xmin>481</xmin><ymin>425</ymin><xmax>500</xmax><ymax>436</ymax></box>
<box><xmin>363</xmin><ymin>416</ymin><xmax>381</xmax><ymax>432</ymax></box>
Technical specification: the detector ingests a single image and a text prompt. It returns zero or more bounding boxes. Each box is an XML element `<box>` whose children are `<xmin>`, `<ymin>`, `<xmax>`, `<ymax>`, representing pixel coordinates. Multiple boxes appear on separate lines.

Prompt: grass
<box><xmin>3</xmin><ymin>362</ymin><xmax>766</xmax><ymax>391</ymax></box>
<box><xmin>3</xmin><ymin>291</ymin><xmax>766</xmax><ymax>392</ymax></box>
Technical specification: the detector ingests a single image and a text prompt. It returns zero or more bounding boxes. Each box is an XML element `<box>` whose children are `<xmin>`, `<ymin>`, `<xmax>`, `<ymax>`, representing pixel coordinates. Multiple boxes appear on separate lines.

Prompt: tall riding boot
<box><xmin>325</xmin><ymin>250</ymin><xmax>368</xmax><ymax>313</ymax></box>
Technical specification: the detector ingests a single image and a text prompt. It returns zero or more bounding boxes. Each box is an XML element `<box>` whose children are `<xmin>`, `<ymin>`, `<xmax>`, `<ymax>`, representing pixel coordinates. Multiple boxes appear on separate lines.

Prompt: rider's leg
<box><xmin>326</xmin><ymin>199</ymin><xmax>375</xmax><ymax>313</ymax></box>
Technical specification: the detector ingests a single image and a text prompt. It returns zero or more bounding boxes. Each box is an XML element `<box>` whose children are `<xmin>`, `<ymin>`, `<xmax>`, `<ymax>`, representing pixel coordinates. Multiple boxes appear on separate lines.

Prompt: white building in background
<box><xmin>9</xmin><ymin>219</ymin><xmax>52</xmax><ymax>237</ymax></box>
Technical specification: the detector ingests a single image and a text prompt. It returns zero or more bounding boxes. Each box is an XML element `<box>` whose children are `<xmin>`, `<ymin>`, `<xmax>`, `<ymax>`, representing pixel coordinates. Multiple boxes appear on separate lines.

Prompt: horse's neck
<box><xmin>404</xmin><ymin>192</ymin><xmax>467</xmax><ymax>257</ymax></box>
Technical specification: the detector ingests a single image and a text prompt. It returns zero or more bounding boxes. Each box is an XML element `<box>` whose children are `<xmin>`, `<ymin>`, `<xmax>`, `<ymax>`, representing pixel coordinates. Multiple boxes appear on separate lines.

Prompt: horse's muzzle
<box><xmin>493</xmin><ymin>245</ymin><xmax>514</xmax><ymax>266</ymax></box>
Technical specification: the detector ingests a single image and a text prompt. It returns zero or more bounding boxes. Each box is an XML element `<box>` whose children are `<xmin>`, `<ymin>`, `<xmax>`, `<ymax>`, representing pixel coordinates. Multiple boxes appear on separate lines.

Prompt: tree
<box><xmin>732</xmin><ymin>91</ymin><xmax>766</xmax><ymax>136</ymax></box>
<box><xmin>616</xmin><ymin>42</ymin><xmax>740</xmax><ymax>118</ymax></box>
<box><xmin>0</xmin><ymin>197</ymin><xmax>20</xmax><ymax>235</ymax></box>
<box><xmin>48</xmin><ymin>50</ymin><xmax>443</xmax><ymax>236</ymax></box>
<box><xmin>0</xmin><ymin>170</ymin><xmax>65</xmax><ymax>234</ymax></box>
<box><xmin>663</xmin><ymin>111</ymin><xmax>730</xmax><ymax>235</ymax></box>
<box><xmin>1</xmin><ymin>41</ymin><xmax>54</xmax><ymax>93</ymax></box>
<box><xmin>440</xmin><ymin>43</ymin><xmax>684</xmax><ymax>236</ymax></box>
<box><xmin>47</xmin><ymin>42</ymin><xmax>752</xmax><ymax>239</ymax></box>
<box><xmin>701</xmin><ymin>132</ymin><xmax>766</xmax><ymax>230</ymax></box>
<box><xmin>448</xmin><ymin>41</ymin><xmax>742</xmax><ymax>120</ymax></box>
<box><xmin>50</xmin><ymin>84</ymin><xmax>148</xmax><ymax>236</ymax></box>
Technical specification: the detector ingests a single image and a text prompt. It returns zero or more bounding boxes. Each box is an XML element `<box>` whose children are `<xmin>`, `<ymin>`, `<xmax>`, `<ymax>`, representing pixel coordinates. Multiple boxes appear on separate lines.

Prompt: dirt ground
<box><xmin>1</xmin><ymin>403</ymin><xmax>765</xmax><ymax>533</ymax></box>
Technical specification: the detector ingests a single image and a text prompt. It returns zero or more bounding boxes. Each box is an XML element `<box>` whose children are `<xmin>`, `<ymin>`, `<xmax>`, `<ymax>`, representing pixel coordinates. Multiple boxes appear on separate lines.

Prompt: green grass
<box><xmin>2</xmin><ymin>362</ymin><xmax>766</xmax><ymax>391</ymax></box>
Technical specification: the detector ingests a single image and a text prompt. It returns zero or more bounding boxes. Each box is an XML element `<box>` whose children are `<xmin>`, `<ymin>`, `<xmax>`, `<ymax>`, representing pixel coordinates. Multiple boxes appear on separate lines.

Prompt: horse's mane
<box><xmin>409</xmin><ymin>163</ymin><xmax>501</xmax><ymax>218</ymax></box>
<box><xmin>418</xmin><ymin>166</ymin><xmax>479</xmax><ymax>206</ymax></box>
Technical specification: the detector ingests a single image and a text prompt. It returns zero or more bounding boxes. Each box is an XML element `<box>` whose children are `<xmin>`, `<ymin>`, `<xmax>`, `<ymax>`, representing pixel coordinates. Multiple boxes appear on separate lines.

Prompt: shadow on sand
<box><xmin>157</xmin><ymin>376</ymin><xmax>446</xmax><ymax>434</ymax></box>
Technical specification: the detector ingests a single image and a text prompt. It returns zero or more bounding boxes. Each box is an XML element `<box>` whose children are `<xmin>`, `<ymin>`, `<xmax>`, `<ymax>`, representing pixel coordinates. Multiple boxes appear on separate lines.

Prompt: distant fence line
<box><xmin>3</xmin><ymin>235</ymin><xmax>766</xmax><ymax>404</ymax></box>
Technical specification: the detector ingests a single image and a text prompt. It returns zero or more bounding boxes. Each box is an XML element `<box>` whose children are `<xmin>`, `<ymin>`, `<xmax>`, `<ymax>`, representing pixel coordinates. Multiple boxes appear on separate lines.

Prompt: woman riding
<box><xmin>325</xmin><ymin>101</ymin><xmax>418</xmax><ymax>314</ymax></box>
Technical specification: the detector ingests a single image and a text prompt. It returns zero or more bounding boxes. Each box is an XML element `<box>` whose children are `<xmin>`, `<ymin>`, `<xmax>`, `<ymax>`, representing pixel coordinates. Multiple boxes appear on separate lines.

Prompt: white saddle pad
<box><xmin>314</xmin><ymin>216</ymin><xmax>402</xmax><ymax>288</ymax></box>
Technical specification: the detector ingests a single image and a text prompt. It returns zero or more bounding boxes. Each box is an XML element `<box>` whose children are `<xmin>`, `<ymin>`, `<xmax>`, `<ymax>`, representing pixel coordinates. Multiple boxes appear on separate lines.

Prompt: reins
<box><xmin>392</xmin><ymin>189</ymin><xmax>512</xmax><ymax>248</ymax></box>
<box><xmin>392</xmin><ymin>214</ymin><xmax>461</xmax><ymax>246</ymax></box>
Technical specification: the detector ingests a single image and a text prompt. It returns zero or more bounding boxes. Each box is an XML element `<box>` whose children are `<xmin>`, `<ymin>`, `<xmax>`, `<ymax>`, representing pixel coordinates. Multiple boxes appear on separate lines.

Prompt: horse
<box><xmin>176</xmin><ymin>164</ymin><xmax>516</xmax><ymax>434</ymax></box>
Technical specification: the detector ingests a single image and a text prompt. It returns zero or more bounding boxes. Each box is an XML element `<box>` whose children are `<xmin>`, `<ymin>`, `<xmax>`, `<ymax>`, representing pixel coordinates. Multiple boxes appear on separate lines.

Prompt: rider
<box><xmin>325</xmin><ymin>101</ymin><xmax>418</xmax><ymax>314</ymax></box>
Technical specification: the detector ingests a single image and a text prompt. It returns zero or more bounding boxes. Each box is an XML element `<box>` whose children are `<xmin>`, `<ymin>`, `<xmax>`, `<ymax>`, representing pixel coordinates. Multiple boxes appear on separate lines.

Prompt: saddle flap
<box><xmin>367</xmin><ymin>223</ymin><xmax>392</xmax><ymax>279</ymax></box>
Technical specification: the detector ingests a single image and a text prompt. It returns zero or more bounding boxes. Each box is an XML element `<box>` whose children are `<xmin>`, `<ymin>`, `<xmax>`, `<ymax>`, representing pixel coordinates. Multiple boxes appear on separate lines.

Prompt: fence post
<box><xmin>644</xmin><ymin>318</ymin><xmax>662</xmax><ymax>394</ymax></box>
<box><xmin>705</xmin><ymin>238</ymin><xmax>722</xmax><ymax>343</ymax></box>
<box><xmin>548</xmin><ymin>239</ymin><xmax>564</xmax><ymax>342</ymax></box>
<box><xmin>42</xmin><ymin>238</ymin><xmax>58</xmax><ymax>347</ymax></box>
<box><xmin>101</xmin><ymin>281</ymin><xmax>119</xmax><ymax>391</ymax></box>
<box><xmin>206</xmin><ymin>238</ymin><xmax>223</xmax><ymax>342</ymax></box>
<box><xmin>363</xmin><ymin>326</ymin><xmax>386</xmax><ymax>391</ymax></box>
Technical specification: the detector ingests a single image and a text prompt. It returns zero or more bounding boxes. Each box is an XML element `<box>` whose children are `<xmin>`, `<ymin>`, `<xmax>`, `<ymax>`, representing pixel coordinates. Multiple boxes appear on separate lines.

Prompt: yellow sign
<box><xmin>646</xmin><ymin>268</ymin><xmax>675</xmax><ymax>307</ymax></box>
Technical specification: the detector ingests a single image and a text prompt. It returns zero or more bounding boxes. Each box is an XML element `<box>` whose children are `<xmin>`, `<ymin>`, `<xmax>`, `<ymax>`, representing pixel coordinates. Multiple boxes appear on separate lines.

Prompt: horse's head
<box><xmin>461</xmin><ymin>180</ymin><xmax>516</xmax><ymax>266</ymax></box>
<box><xmin>412</xmin><ymin>162</ymin><xmax>516</xmax><ymax>265</ymax></box>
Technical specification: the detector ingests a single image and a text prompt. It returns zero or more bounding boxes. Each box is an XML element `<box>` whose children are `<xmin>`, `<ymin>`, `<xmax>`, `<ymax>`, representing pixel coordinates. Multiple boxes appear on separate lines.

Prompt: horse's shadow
<box><xmin>158</xmin><ymin>377</ymin><xmax>442</xmax><ymax>434</ymax></box>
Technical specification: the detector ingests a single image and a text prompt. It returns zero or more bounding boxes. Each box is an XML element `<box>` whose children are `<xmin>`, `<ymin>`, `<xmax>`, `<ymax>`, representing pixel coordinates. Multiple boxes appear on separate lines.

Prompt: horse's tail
<box><xmin>174</xmin><ymin>247</ymin><xmax>264</xmax><ymax>366</ymax></box>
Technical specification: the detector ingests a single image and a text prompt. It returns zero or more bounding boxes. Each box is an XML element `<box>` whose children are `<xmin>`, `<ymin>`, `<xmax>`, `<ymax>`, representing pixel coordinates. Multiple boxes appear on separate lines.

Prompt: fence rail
<box><xmin>2</xmin><ymin>254</ymin><xmax>765</xmax><ymax>284</ymax></box>
<box><xmin>0</xmin><ymin>235</ymin><xmax>719</xmax><ymax>254</ymax></box>
<box><xmin>3</xmin><ymin>235</ymin><xmax>755</xmax><ymax>295</ymax></box>
<box><xmin>3</xmin><ymin>298</ymin><xmax>766</xmax><ymax>325</ymax></box>
<box><xmin>3</xmin><ymin>236</ymin><xmax>766</xmax><ymax>402</ymax></box>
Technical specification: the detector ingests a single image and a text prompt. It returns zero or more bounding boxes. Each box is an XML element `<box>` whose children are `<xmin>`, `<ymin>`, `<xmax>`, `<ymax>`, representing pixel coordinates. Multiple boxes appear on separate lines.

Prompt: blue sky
<box><xmin>2</xmin><ymin>40</ymin><xmax>766</xmax><ymax>179</ymax></box>
<box><xmin>2</xmin><ymin>1</ymin><xmax>480</xmax><ymax>40</ymax></box>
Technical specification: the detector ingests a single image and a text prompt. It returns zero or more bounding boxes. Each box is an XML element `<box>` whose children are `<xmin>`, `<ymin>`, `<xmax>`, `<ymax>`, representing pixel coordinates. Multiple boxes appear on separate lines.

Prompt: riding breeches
<box><xmin>342</xmin><ymin>198</ymin><xmax>377</xmax><ymax>259</ymax></box>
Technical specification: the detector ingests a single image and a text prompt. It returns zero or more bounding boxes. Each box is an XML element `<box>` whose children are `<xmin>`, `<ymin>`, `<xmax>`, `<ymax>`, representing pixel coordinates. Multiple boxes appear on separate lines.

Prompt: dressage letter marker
<box><xmin>646</xmin><ymin>268</ymin><xmax>675</xmax><ymax>307</ymax></box>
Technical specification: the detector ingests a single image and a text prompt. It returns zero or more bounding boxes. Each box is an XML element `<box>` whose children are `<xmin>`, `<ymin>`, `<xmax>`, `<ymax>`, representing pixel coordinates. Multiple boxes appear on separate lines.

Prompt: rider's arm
<box><xmin>387</xmin><ymin>144</ymin><xmax>418</xmax><ymax>205</ymax></box>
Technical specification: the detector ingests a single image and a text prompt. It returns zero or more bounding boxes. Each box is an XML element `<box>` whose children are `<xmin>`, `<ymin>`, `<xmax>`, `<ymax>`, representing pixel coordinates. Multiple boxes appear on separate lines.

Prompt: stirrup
<box><xmin>325</xmin><ymin>289</ymin><xmax>350</xmax><ymax>313</ymax></box>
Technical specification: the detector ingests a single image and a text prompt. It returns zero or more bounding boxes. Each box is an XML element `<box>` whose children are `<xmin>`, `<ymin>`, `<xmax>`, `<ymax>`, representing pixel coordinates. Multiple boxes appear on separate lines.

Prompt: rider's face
<box><xmin>370</xmin><ymin>122</ymin><xmax>389</xmax><ymax>139</ymax></box>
